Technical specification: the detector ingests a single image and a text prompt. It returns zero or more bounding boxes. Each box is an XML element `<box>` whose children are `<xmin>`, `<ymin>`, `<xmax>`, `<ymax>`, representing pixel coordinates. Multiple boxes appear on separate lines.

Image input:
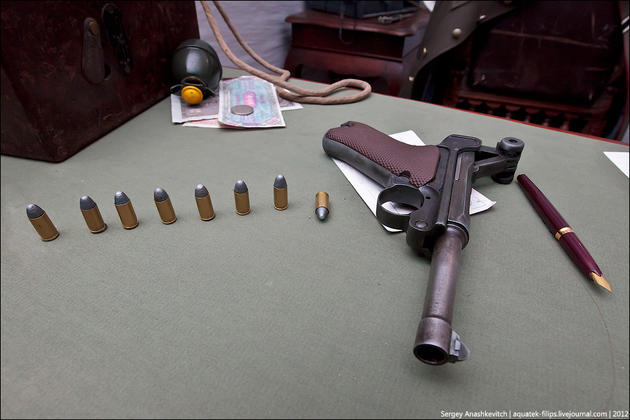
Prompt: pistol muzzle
<box><xmin>413</xmin><ymin>226</ymin><xmax>470</xmax><ymax>364</ymax></box>
<box><xmin>414</xmin><ymin>318</ymin><xmax>469</xmax><ymax>365</ymax></box>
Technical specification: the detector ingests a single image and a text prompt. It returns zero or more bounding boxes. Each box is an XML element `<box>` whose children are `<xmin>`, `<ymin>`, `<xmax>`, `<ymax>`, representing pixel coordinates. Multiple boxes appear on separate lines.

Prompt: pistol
<box><xmin>323</xmin><ymin>121</ymin><xmax>524</xmax><ymax>365</ymax></box>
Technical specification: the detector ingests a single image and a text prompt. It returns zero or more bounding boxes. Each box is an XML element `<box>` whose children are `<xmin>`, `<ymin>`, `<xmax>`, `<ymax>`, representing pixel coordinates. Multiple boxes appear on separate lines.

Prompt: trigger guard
<box><xmin>376</xmin><ymin>185</ymin><xmax>424</xmax><ymax>231</ymax></box>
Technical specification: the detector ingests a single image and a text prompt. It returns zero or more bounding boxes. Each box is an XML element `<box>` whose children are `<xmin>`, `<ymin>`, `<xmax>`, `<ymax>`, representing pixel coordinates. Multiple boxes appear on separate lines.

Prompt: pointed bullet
<box><xmin>114</xmin><ymin>191</ymin><xmax>138</xmax><ymax>229</ymax></box>
<box><xmin>80</xmin><ymin>195</ymin><xmax>107</xmax><ymax>233</ymax></box>
<box><xmin>154</xmin><ymin>187</ymin><xmax>177</xmax><ymax>224</ymax></box>
<box><xmin>195</xmin><ymin>184</ymin><xmax>215</xmax><ymax>221</ymax></box>
<box><xmin>26</xmin><ymin>203</ymin><xmax>44</xmax><ymax>219</ymax></box>
<box><xmin>315</xmin><ymin>191</ymin><xmax>329</xmax><ymax>221</ymax></box>
<box><xmin>234</xmin><ymin>179</ymin><xmax>250</xmax><ymax>215</ymax></box>
<box><xmin>26</xmin><ymin>203</ymin><xmax>59</xmax><ymax>241</ymax></box>
<box><xmin>273</xmin><ymin>174</ymin><xmax>288</xmax><ymax>210</ymax></box>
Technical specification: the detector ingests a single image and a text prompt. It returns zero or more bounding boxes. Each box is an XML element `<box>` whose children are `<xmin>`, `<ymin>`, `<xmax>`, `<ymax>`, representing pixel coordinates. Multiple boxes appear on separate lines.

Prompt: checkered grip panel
<box><xmin>325</xmin><ymin>122</ymin><xmax>439</xmax><ymax>187</ymax></box>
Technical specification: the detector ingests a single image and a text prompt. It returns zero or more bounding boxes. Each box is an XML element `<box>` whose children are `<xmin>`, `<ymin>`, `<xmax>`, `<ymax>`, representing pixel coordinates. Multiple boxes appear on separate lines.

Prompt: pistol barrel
<box><xmin>414</xmin><ymin>225</ymin><xmax>469</xmax><ymax>364</ymax></box>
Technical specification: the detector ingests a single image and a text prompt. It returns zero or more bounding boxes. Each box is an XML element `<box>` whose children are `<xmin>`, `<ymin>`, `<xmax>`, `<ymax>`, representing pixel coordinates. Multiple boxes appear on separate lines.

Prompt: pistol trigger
<box><xmin>448</xmin><ymin>330</ymin><xmax>470</xmax><ymax>362</ymax></box>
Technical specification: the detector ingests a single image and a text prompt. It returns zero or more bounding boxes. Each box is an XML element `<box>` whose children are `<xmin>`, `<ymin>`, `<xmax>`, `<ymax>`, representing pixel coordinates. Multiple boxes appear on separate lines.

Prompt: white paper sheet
<box><xmin>331</xmin><ymin>130</ymin><xmax>496</xmax><ymax>232</ymax></box>
<box><xmin>603</xmin><ymin>151</ymin><xmax>629</xmax><ymax>178</ymax></box>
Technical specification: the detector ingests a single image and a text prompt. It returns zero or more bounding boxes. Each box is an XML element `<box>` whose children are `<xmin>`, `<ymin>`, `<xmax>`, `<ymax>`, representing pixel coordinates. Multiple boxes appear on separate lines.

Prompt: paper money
<box><xmin>183</xmin><ymin>99</ymin><xmax>304</xmax><ymax>129</ymax></box>
<box><xmin>184</xmin><ymin>119</ymin><xmax>241</xmax><ymax>129</ymax></box>
<box><xmin>218</xmin><ymin>76</ymin><xmax>285</xmax><ymax>128</ymax></box>
<box><xmin>183</xmin><ymin>97</ymin><xmax>304</xmax><ymax>128</ymax></box>
<box><xmin>175</xmin><ymin>95</ymin><xmax>302</xmax><ymax>127</ymax></box>
<box><xmin>277</xmin><ymin>95</ymin><xmax>303</xmax><ymax>111</ymax></box>
<box><xmin>173</xmin><ymin>77</ymin><xmax>302</xmax><ymax>127</ymax></box>
<box><xmin>183</xmin><ymin>97</ymin><xmax>303</xmax><ymax>128</ymax></box>
<box><xmin>171</xmin><ymin>94</ymin><xmax>220</xmax><ymax>123</ymax></box>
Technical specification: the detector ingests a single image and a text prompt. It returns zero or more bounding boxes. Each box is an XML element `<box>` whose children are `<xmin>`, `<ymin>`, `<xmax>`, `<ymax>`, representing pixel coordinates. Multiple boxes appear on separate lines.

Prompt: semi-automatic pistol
<box><xmin>323</xmin><ymin>121</ymin><xmax>524</xmax><ymax>365</ymax></box>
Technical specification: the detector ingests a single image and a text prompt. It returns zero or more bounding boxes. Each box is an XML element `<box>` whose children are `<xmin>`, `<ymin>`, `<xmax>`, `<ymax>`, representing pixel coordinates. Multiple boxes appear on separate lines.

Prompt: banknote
<box><xmin>172</xmin><ymin>82</ymin><xmax>302</xmax><ymax>125</ymax></box>
<box><xmin>170</xmin><ymin>94</ymin><xmax>220</xmax><ymax>123</ymax></box>
<box><xmin>277</xmin><ymin>95</ymin><xmax>303</xmax><ymax>111</ymax></box>
<box><xmin>184</xmin><ymin>96</ymin><xmax>303</xmax><ymax>129</ymax></box>
<box><xmin>183</xmin><ymin>118</ymin><xmax>241</xmax><ymax>129</ymax></box>
<box><xmin>218</xmin><ymin>76</ymin><xmax>285</xmax><ymax>128</ymax></box>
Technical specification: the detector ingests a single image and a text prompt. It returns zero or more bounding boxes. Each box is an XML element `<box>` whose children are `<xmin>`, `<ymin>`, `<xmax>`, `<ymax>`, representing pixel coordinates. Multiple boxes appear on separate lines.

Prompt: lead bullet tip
<box><xmin>80</xmin><ymin>196</ymin><xmax>96</xmax><ymax>210</ymax></box>
<box><xmin>234</xmin><ymin>179</ymin><xmax>248</xmax><ymax>193</ymax></box>
<box><xmin>274</xmin><ymin>174</ymin><xmax>287</xmax><ymax>189</ymax></box>
<box><xmin>195</xmin><ymin>184</ymin><xmax>209</xmax><ymax>197</ymax></box>
<box><xmin>316</xmin><ymin>207</ymin><xmax>329</xmax><ymax>221</ymax></box>
<box><xmin>114</xmin><ymin>191</ymin><xmax>130</xmax><ymax>205</ymax></box>
<box><xmin>154</xmin><ymin>188</ymin><xmax>169</xmax><ymax>202</ymax></box>
<box><xmin>590</xmin><ymin>272</ymin><xmax>611</xmax><ymax>292</ymax></box>
<box><xmin>26</xmin><ymin>203</ymin><xmax>44</xmax><ymax>219</ymax></box>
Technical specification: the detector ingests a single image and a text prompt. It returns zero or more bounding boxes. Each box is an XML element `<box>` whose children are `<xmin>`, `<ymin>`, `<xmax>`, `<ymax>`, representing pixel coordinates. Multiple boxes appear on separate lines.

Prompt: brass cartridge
<box><xmin>154</xmin><ymin>188</ymin><xmax>177</xmax><ymax>224</ymax></box>
<box><xmin>114</xmin><ymin>191</ymin><xmax>138</xmax><ymax>229</ymax></box>
<box><xmin>26</xmin><ymin>204</ymin><xmax>59</xmax><ymax>241</ymax></box>
<box><xmin>315</xmin><ymin>191</ymin><xmax>329</xmax><ymax>221</ymax></box>
<box><xmin>80</xmin><ymin>196</ymin><xmax>107</xmax><ymax>233</ymax></box>
<box><xmin>195</xmin><ymin>184</ymin><xmax>215</xmax><ymax>221</ymax></box>
<box><xmin>273</xmin><ymin>174</ymin><xmax>288</xmax><ymax>210</ymax></box>
<box><xmin>234</xmin><ymin>179</ymin><xmax>250</xmax><ymax>215</ymax></box>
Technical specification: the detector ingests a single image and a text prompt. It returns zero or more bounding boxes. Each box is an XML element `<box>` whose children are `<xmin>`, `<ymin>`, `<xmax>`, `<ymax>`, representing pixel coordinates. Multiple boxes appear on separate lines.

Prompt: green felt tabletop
<box><xmin>2</xmin><ymin>69</ymin><xmax>628</xmax><ymax>418</ymax></box>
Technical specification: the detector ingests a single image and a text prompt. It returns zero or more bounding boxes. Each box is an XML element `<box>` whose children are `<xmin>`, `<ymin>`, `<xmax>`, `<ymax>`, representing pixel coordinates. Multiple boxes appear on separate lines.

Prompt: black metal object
<box><xmin>170</xmin><ymin>39</ymin><xmax>222</xmax><ymax>99</ymax></box>
<box><xmin>323</xmin><ymin>123</ymin><xmax>524</xmax><ymax>365</ymax></box>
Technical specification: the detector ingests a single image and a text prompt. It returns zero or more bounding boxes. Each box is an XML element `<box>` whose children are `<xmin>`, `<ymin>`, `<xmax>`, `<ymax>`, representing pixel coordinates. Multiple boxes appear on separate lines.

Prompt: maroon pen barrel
<box><xmin>558</xmin><ymin>233</ymin><xmax>603</xmax><ymax>277</ymax></box>
<box><xmin>517</xmin><ymin>174</ymin><xmax>568</xmax><ymax>235</ymax></box>
<box><xmin>517</xmin><ymin>174</ymin><xmax>609</xmax><ymax>290</ymax></box>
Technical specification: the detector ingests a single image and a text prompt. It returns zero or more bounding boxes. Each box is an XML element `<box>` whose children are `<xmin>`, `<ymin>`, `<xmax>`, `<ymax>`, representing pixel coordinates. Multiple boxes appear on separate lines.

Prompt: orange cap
<box><xmin>181</xmin><ymin>85</ymin><xmax>203</xmax><ymax>105</ymax></box>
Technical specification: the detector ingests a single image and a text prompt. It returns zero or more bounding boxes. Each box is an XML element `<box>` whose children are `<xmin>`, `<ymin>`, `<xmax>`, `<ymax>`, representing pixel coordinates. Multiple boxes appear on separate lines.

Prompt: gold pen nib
<box><xmin>590</xmin><ymin>272</ymin><xmax>611</xmax><ymax>292</ymax></box>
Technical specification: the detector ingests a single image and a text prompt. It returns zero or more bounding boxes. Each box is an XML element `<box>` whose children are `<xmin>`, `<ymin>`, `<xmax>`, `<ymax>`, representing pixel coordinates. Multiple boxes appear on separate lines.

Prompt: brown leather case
<box><xmin>1</xmin><ymin>1</ymin><xmax>199</xmax><ymax>162</ymax></box>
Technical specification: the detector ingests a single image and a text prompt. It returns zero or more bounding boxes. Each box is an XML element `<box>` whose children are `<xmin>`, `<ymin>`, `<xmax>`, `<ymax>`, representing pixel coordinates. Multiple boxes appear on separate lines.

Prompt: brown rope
<box><xmin>200</xmin><ymin>0</ymin><xmax>372</xmax><ymax>104</ymax></box>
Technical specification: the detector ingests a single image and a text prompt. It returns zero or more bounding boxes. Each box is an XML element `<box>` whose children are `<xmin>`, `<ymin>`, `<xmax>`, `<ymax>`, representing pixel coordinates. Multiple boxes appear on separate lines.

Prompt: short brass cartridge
<box><xmin>114</xmin><ymin>191</ymin><xmax>138</xmax><ymax>229</ymax></box>
<box><xmin>315</xmin><ymin>191</ymin><xmax>329</xmax><ymax>221</ymax></box>
<box><xmin>234</xmin><ymin>179</ymin><xmax>250</xmax><ymax>215</ymax></box>
<box><xmin>26</xmin><ymin>204</ymin><xmax>59</xmax><ymax>241</ymax></box>
<box><xmin>154</xmin><ymin>188</ymin><xmax>177</xmax><ymax>224</ymax></box>
<box><xmin>195</xmin><ymin>184</ymin><xmax>215</xmax><ymax>221</ymax></box>
<box><xmin>80</xmin><ymin>196</ymin><xmax>107</xmax><ymax>233</ymax></box>
<box><xmin>273</xmin><ymin>174</ymin><xmax>288</xmax><ymax>210</ymax></box>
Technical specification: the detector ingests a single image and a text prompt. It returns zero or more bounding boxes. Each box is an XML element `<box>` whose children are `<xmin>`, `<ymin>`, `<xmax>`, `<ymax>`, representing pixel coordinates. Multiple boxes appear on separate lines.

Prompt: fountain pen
<box><xmin>517</xmin><ymin>174</ymin><xmax>611</xmax><ymax>292</ymax></box>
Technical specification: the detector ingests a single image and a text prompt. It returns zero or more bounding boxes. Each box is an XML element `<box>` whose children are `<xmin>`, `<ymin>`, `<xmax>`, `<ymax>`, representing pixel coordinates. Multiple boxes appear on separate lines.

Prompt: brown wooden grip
<box><xmin>324</xmin><ymin>121</ymin><xmax>440</xmax><ymax>187</ymax></box>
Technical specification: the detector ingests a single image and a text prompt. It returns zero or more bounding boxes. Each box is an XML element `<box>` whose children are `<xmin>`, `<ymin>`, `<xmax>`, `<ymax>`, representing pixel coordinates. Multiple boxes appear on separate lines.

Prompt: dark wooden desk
<box><xmin>284</xmin><ymin>9</ymin><xmax>429</xmax><ymax>96</ymax></box>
